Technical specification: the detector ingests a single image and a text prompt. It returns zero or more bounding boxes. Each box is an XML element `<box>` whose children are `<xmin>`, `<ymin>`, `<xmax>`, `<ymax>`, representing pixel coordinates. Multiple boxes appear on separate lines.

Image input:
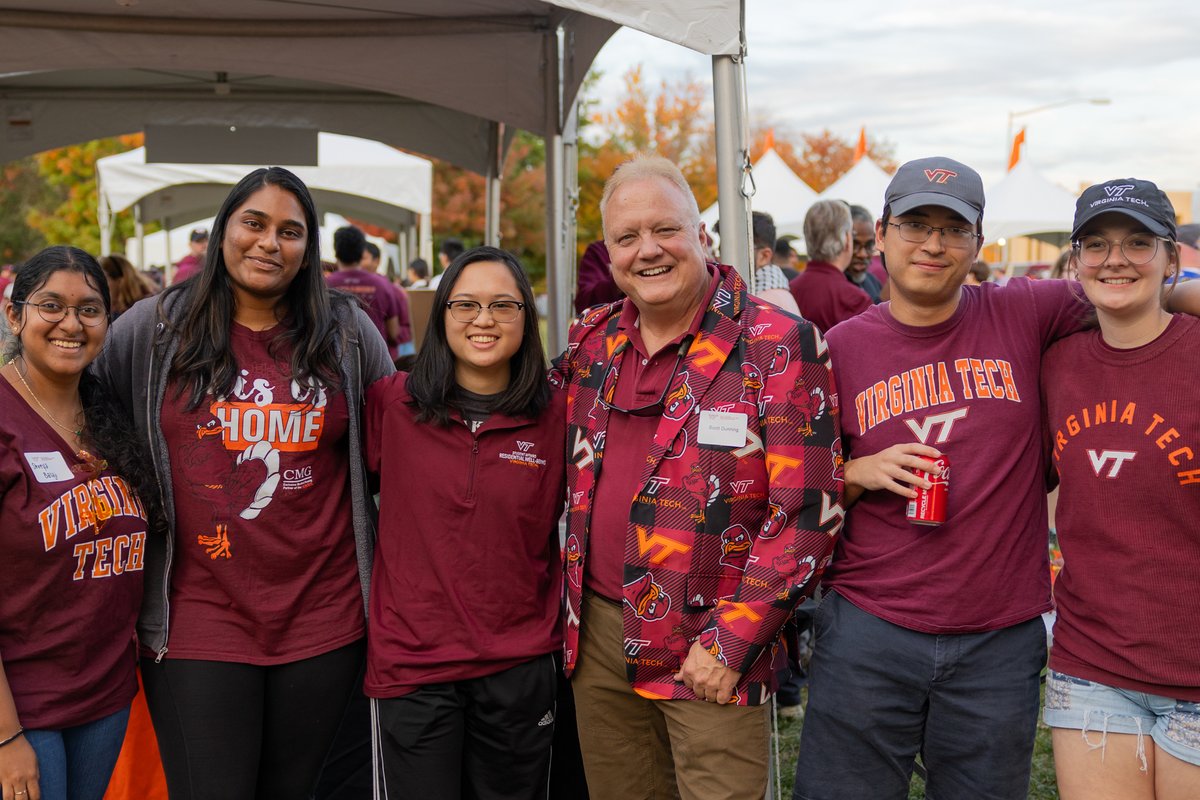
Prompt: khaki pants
<box><xmin>572</xmin><ymin>591</ymin><xmax>770</xmax><ymax>800</ymax></box>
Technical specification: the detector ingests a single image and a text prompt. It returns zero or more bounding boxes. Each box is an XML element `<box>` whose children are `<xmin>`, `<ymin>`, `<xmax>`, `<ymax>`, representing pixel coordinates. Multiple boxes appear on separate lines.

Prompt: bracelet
<box><xmin>0</xmin><ymin>726</ymin><xmax>24</xmax><ymax>748</ymax></box>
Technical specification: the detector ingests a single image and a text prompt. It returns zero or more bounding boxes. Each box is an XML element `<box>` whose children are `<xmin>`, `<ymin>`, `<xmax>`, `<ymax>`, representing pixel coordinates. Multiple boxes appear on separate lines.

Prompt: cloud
<box><xmin>589</xmin><ymin>0</ymin><xmax>1200</xmax><ymax>191</ymax></box>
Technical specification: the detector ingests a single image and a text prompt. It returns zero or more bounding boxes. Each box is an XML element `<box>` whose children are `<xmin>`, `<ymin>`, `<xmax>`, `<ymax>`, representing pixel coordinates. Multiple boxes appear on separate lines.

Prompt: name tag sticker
<box><xmin>24</xmin><ymin>451</ymin><xmax>75</xmax><ymax>483</ymax></box>
<box><xmin>697</xmin><ymin>410</ymin><xmax>747</xmax><ymax>448</ymax></box>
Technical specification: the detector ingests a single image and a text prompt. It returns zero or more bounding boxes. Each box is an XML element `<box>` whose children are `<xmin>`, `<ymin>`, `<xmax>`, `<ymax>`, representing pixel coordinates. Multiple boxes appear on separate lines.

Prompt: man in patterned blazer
<box><xmin>552</xmin><ymin>155</ymin><xmax>845</xmax><ymax>800</ymax></box>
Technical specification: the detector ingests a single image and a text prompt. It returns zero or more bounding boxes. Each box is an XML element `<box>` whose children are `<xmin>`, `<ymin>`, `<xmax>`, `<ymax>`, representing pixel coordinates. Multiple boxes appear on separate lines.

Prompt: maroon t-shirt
<box><xmin>327</xmin><ymin>269</ymin><xmax>401</xmax><ymax>346</ymax></box>
<box><xmin>0</xmin><ymin>379</ymin><xmax>146</xmax><ymax>728</ymax></box>
<box><xmin>586</xmin><ymin>270</ymin><xmax>719</xmax><ymax>600</ymax></box>
<box><xmin>1043</xmin><ymin>315</ymin><xmax>1200</xmax><ymax>700</ymax></box>
<box><xmin>160</xmin><ymin>323</ymin><xmax>364</xmax><ymax>663</ymax></box>
<box><xmin>824</xmin><ymin>279</ymin><xmax>1087</xmax><ymax>633</ymax></box>
<box><xmin>173</xmin><ymin>254</ymin><xmax>203</xmax><ymax>284</ymax></box>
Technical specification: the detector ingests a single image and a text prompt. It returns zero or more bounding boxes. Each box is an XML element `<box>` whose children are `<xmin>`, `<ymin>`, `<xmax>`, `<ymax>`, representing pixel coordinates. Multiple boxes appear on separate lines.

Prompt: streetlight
<box><xmin>1005</xmin><ymin>97</ymin><xmax>1111</xmax><ymax>164</ymax></box>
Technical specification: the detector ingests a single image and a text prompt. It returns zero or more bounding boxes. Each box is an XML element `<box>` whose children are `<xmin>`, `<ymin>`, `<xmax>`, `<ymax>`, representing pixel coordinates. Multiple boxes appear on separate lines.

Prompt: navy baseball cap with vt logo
<box><xmin>884</xmin><ymin>156</ymin><xmax>985</xmax><ymax>226</ymax></box>
<box><xmin>1070</xmin><ymin>178</ymin><xmax>1177</xmax><ymax>241</ymax></box>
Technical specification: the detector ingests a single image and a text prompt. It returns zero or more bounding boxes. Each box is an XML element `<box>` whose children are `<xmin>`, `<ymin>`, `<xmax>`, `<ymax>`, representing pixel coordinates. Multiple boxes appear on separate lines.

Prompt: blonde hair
<box><xmin>600</xmin><ymin>154</ymin><xmax>700</xmax><ymax>233</ymax></box>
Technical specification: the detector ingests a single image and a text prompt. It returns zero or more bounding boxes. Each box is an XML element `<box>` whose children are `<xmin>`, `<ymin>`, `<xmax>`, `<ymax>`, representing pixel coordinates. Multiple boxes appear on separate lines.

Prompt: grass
<box><xmin>773</xmin><ymin>685</ymin><xmax>1059</xmax><ymax>800</ymax></box>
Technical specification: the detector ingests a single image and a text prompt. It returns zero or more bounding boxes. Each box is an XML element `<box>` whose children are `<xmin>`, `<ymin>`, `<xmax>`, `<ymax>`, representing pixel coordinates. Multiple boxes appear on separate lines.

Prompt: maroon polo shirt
<box><xmin>585</xmin><ymin>269</ymin><xmax>719</xmax><ymax>600</ymax></box>
<box><xmin>788</xmin><ymin>260</ymin><xmax>871</xmax><ymax>334</ymax></box>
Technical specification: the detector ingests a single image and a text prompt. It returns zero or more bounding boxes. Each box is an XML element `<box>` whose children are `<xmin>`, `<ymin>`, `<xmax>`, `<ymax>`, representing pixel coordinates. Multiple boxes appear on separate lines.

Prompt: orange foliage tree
<box><xmin>577</xmin><ymin>66</ymin><xmax>716</xmax><ymax>252</ymax></box>
<box><xmin>26</xmin><ymin>134</ymin><xmax>145</xmax><ymax>256</ymax></box>
<box><xmin>753</xmin><ymin>128</ymin><xmax>897</xmax><ymax>193</ymax></box>
<box><xmin>0</xmin><ymin>157</ymin><xmax>54</xmax><ymax>262</ymax></box>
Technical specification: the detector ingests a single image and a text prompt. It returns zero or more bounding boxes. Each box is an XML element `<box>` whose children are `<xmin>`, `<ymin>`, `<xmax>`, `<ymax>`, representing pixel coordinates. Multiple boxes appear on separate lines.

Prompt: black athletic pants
<box><xmin>141</xmin><ymin>638</ymin><xmax>365</xmax><ymax>800</ymax></box>
<box><xmin>373</xmin><ymin>653</ymin><xmax>557</xmax><ymax>800</ymax></box>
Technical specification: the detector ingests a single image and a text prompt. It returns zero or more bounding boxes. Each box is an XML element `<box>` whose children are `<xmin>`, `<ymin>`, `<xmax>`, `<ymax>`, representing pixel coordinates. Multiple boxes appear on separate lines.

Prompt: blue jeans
<box><xmin>793</xmin><ymin>592</ymin><xmax>1046</xmax><ymax>800</ymax></box>
<box><xmin>24</xmin><ymin>706</ymin><xmax>131</xmax><ymax>800</ymax></box>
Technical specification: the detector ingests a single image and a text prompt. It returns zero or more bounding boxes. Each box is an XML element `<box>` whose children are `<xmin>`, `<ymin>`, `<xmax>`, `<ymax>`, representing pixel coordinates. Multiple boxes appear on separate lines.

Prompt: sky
<box><xmin>588</xmin><ymin>0</ymin><xmax>1200</xmax><ymax>207</ymax></box>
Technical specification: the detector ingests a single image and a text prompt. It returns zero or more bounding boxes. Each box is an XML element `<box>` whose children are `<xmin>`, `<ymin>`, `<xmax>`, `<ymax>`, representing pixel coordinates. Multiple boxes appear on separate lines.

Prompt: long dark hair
<box><xmin>407</xmin><ymin>246</ymin><xmax>549</xmax><ymax>425</ymax></box>
<box><xmin>7</xmin><ymin>246</ymin><xmax>162</xmax><ymax>531</ymax></box>
<box><xmin>158</xmin><ymin>167</ymin><xmax>348</xmax><ymax>408</ymax></box>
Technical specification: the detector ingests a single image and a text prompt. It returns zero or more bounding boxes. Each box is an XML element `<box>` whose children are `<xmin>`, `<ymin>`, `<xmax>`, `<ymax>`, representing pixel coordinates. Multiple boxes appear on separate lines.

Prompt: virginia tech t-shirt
<box><xmin>0</xmin><ymin>378</ymin><xmax>146</xmax><ymax>728</ymax></box>
<box><xmin>1043</xmin><ymin>315</ymin><xmax>1200</xmax><ymax>700</ymax></box>
<box><xmin>161</xmin><ymin>323</ymin><xmax>364</xmax><ymax>663</ymax></box>
<box><xmin>823</xmin><ymin>279</ymin><xmax>1087</xmax><ymax>633</ymax></box>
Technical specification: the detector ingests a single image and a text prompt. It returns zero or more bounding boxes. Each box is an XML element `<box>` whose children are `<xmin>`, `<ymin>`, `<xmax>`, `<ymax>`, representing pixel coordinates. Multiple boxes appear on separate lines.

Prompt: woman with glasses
<box><xmin>365</xmin><ymin>246</ymin><xmax>565</xmax><ymax>798</ymax></box>
<box><xmin>1041</xmin><ymin>178</ymin><xmax>1200</xmax><ymax>798</ymax></box>
<box><xmin>1</xmin><ymin>247</ymin><xmax>157</xmax><ymax>800</ymax></box>
<box><xmin>96</xmin><ymin>167</ymin><xmax>394</xmax><ymax>799</ymax></box>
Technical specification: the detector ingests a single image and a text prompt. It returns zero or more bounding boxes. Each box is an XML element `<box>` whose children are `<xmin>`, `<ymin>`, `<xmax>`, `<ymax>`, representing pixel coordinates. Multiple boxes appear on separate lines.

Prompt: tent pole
<box><xmin>713</xmin><ymin>2</ymin><xmax>752</xmax><ymax>282</ymax></box>
<box><xmin>98</xmin><ymin>194</ymin><xmax>112</xmax><ymax>257</ymax></box>
<box><xmin>162</xmin><ymin>218</ymin><xmax>173</xmax><ymax>284</ymax></box>
<box><xmin>134</xmin><ymin>203</ymin><xmax>145</xmax><ymax>269</ymax></box>
<box><xmin>543</xmin><ymin>25</ymin><xmax>569</xmax><ymax>356</ymax></box>
<box><xmin>419</xmin><ymin>213</ymin><xmax>432</xmax><ymax>266</ymax></box>
<box><xmin>484</xmin><ymin>121</ymin><xmax>504</xmax><ymax>247</ymax></box>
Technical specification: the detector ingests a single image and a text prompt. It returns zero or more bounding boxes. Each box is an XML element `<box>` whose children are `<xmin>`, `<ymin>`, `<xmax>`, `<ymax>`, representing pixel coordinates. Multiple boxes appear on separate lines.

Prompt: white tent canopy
<box><xmin>702</xmin><ymin>147</ymin><xmax>818</xmax><ymax>243</ymax></box>
<box><xmin>818</xmin><ymin>158</ymin><xmax>892</xmax><ymax>220</ymax></box>
<box><xmin>0</xmin><ymin>1</ymin><xmax>748</xmax><ymax>352</ymax></box>
<box><xmin>984</xmin><ymin>160</ymin><xmax>1078</xmax><ymax>247</ymax></box>
<box><xmin>96</xmin><ymin>132</ymin><xmax>434</xmax><ymax>264</ymax></box>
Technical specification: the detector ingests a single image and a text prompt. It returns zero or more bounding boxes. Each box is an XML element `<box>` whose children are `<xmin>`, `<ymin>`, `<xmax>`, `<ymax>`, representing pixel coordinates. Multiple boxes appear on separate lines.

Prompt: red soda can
<box><xmin>906</xmin><ymin>455</ymin><xmax>949</xmax><ymax>526</ymax></box>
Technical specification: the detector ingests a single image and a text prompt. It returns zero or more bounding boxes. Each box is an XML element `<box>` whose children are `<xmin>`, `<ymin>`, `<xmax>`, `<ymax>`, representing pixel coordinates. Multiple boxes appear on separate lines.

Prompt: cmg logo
<box><xmin>924</xmin><ymin>169</ymin><xmax>958</xmax><ymax>184</ymax></box>
<box><xmin>1104</xmin><ymin>184</ymin><xmax>1135</xmax><ymax>198</ymax></box>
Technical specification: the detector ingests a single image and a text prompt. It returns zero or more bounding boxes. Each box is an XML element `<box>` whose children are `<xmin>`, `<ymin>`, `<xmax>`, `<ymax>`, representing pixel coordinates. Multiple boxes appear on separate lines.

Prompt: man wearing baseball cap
<box><xmin>791</xmin><ymin>158</ymin><xmax>1200</xmax><ymax>799</ymax></box>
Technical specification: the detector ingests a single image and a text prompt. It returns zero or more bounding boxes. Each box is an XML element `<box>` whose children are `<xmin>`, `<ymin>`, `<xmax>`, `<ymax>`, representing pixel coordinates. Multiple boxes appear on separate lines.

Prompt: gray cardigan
<box><xmin>96</xmin><ymin>291</ymin><xmax>395</xmax><ymax>658</ymax></box>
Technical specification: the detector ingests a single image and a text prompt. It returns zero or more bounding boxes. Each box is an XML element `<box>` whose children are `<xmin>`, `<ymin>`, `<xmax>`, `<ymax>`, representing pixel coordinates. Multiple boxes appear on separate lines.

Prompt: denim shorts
<box><xmin>1044</xmin><ymin>669</ymin><xmax>1200</xmax><ymax>768</ymax></box>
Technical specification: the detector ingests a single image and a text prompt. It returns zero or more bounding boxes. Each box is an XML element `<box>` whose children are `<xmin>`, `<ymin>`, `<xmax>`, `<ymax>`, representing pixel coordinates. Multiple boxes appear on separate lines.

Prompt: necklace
<box><xmin>12</xmin><ymin>360</ymin><xmax>84</xmax><ymax>438</ymax></box>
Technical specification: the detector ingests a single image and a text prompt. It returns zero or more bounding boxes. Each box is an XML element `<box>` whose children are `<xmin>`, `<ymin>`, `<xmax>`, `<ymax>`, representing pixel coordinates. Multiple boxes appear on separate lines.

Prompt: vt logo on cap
<box><xmin>885</xmin><ymin>156</ymin><xmax>984</xmax><ymax>225</ymax></box>
<box><xmin>1070</xmin><ymin>177</ymin><xmax>1177</xmax><ymax>241</ymax></box>
<box><xmin>924</xmin><ymin>169</ymin><xmax>958</xmax><ymax>184</ymax></box>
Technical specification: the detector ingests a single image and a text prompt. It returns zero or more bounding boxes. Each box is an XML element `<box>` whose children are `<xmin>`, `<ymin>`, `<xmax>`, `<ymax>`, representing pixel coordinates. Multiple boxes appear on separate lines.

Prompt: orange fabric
<box><xmin>1008</xmin><ymin>128</ymin><xmax>1026</xmax><ymax>171</ymax></box>
<box><xmin>103</xmin><ymin>668</ymin><xmax>167</xmax><ymax>800</ymax></box>
<box><xmin>853</xmin><ymin>126</ymin><xmax>867</xmax><ymax>162</ymax></box>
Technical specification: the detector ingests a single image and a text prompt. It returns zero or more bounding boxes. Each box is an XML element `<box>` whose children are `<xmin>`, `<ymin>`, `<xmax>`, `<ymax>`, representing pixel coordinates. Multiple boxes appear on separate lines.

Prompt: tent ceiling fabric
<box><xmin>0</xmin><ymin>1</ymin><xmax>737</xmax><ymax>171</ymax></box>
<box><xmin>97</xmin><ymin>132</ymin><xmax>433</xmax><ymax>231</ymax></box>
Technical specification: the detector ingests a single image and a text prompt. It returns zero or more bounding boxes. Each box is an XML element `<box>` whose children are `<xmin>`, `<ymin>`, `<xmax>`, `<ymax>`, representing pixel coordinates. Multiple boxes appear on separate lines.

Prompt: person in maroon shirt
<box><xmin>1042</xmin><ymin>179</ymin><xmax>1200</xmax><ymax>798</ymax></box>
<box><xmin>97</xmin><ymin>168</ymin><xmax>394</xmax><ymax>800</ymax></box>
<box><xmin>1</xmin><ymin>247</ymin><xmax>157</xmax><ymax>800</ymax></box>
<box><xmin>171</xmin><ymin>228</ymin><xmax>208</xmax><ymax>284</ymax></box>
<box><xmin>366</xmin><ymin>246</ymin><xmax>564</xmax><ymax>798</ymax></box>
<box><xmin>788</xmin><ymin>199</ymin><xmax>872</xmax><ymax>332</ymax></box>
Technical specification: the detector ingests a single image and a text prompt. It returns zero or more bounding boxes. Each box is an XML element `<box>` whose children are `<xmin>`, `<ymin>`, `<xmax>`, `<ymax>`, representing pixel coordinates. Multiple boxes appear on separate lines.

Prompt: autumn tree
<box><xmin>0</xmin><ymin>157</ymin><xmax>54</xmax><ymax>263</ymax></box>
<box><xmin>577</xmin><ymin>66</ymin><xmax>717</xmax><ymax>252</ymax></box>
<box><xmin>754</xmin><ymin>128</ymin><xmax>897</xmax><ymax>193</ymax></box>
<box><xmin>24</xmin><ymin>134</ymin><xmax>144</xmax><ymax>256</ymax></box>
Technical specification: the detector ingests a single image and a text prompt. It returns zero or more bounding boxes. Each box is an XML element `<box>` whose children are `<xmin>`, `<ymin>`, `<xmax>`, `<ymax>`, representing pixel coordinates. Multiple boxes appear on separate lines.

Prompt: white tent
<box><xmin>818</xmin><ymin>158</ymin><xmax>892</xmax><ymax>220</ymax></box>
<box><xmin>97</xmin><ymin>132</ymin><xmax>434</xmax><ymax>271</ymax></box>
<box><xmin>0</xmin><ymin>1</ymin><xmax>749</xmax><ymax>352</ymax></box>
<box><xmin>984</xmin><ymin>160</ymin><xmax>1078</xmax><ymax>247</ymax></box>
<box><xmin>702</xmin><ymin>147</ymin><xmax>818</xmax><ymax>243</ymax></box>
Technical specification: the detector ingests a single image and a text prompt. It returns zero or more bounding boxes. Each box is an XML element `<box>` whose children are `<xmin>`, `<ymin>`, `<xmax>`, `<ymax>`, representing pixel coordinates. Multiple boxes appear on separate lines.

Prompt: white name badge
<box><xmin>697</xmin><ymin>410</ymin><xmax>748</xmax><ymax>448</ymax></box>
<box><xmin>24</xmin><ymin>451</ymin><xmax>75</xmax><ymax>483</ymax></box>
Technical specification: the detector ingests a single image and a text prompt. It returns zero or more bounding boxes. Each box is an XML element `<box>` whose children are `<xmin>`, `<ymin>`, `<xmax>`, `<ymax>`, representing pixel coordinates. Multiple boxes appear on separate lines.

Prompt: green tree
<box><xmin>26</xmin><ymin>134</ymin><xmax>143</xmax><ymax>256</ymax></box>
<box><xmin>0</xmin><ymin>157</ymin><xmax>54</xmax><ymax>263</ymax></box>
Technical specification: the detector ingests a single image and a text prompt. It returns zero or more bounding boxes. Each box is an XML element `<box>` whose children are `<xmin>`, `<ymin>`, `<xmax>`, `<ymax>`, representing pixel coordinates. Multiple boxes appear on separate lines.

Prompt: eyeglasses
<box><xmin>597</xmin><ymin>335</ymin><xmax>693</xmax><ymax>417</ymax></box>
<box><xmin>852</xmin><ymin>238</ymin><xmax>877</xmax><ymax>255</ymax></box>
<box><xmin>1073</xmin><ymin>233</ymin><xmax>1171</xmax><ymax>267</ymax></box>
<box><xmin>14</xmin><ymin>300</ymin><xmax>107</xmax><ymax>326</ymax></box>
<box><xmin>887</xmin><ymin>221</ymin><xmax>979</xmax><ymax>249</ymax></box>
<box><xmin>445</xmin><ymin>300</ymin><xmax>525</xmax><ymax>324</ymax></box>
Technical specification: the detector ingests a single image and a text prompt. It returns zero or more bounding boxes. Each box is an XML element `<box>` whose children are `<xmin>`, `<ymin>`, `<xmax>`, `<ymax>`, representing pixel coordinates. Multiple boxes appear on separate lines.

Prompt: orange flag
<box><xmin>853</xmin><ymin>126</ymin><xmax>867</xmax><ymax>162</ymax></box>
<box><xmin>1008</xmin><ymin>128</ymin><xmax>1026</xmax><ymax>171</ymax></box>
<box><xmin>763</xmin><ymin>128</ymin><xmax>775</xmax><ymax>152</ymax></box>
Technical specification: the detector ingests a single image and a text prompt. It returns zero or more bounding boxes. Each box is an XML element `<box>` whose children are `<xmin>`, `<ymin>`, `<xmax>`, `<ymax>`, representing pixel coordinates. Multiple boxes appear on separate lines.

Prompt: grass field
<box><xmin>773</xmin><ymin>686</ymin><xmax>1060</xmax><ymax>799</ymax></box>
